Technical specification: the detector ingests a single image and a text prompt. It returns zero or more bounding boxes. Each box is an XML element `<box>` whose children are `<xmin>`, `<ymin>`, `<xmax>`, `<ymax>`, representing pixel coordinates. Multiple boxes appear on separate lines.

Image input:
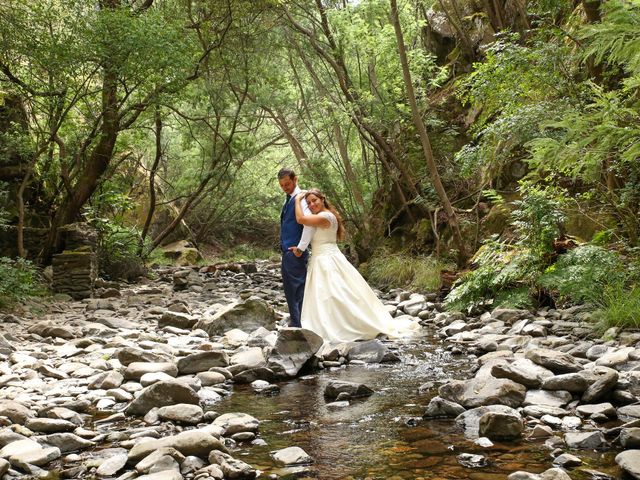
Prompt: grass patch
<box><xmin>207</xmin><ymin>243</ymin><xmax>278</xmax><ymax>264</ymax></box>
<box><xmin>360</xmin><ymin>249</ymin><xmax>451</xmax><ymax>292</ymax></box>
<box><xmin>594</xmin><ymin>284</ymin><xmax>640</xmax><ymax>332</ymax></box>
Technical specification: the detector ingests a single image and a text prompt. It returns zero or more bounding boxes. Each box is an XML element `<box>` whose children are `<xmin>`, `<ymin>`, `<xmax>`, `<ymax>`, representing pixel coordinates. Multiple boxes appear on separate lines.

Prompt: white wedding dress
<box><xmin>300</xmin><ymin>211</ymin><xmax>419</xmax><ymax>343</ymax></box>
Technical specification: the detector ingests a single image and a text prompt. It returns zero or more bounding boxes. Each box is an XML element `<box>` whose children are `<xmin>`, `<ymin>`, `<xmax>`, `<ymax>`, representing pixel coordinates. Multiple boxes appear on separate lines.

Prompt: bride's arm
<box><xmin>295</xmin><ymin>194</ymin><xmax>330</xmax><ymax>228</ymax></box>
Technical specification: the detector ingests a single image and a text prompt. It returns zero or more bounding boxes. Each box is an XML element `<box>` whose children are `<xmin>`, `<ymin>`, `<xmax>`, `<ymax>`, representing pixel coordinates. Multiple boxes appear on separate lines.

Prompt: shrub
<box><xmin>445</xmin><ymin>241</ymin><xmax>537</xmax><ymax>311</ymax></box>
<box><xmin>539</xmin><ymin>245</ymin><xmax>626</xmax><ymax>305</ymax></box>
<box><xmin>0</xmin><ymin>257</ymin><xmax>45</xmax><ymax>308</ymax></box>
<box><xmin>361</xmin><ymin>249</ymin><xmax>450</xmax><ymax>292</ymax></box>
<box><xmin>93</xmin><ymin>220</ymin><xmax>147</xmax><ymax>281</ymax></box>
<box><xmin>445</xmin><ymin>184</ymin><xmax>566</xmax><ymax>311</ymax></box>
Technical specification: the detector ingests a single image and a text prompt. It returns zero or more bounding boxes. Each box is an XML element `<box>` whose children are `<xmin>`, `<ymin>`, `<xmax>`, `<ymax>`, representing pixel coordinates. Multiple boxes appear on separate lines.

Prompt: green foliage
<box><xmin>580</xmin><ymin>0</ymin><xmax>640</xmax><ymax>77</ymax></box>
<box><xmin>96</xmin><ymin>222</ymin><xmax>146</xmax><ymax>281</ymax></box>
<box><xmin>511</xmin><ymin>183</ymin><xmax>566</xmax><ymax>257</ymax></box>
<box><xmin>445</xmin><ymin>240</ymin><xmax>537</xmax><ymax>311</ymax></box>
<box><xmin>446</xmin><ymin>185</ymin><xmax>565</xmax><ymax>311</ymax></box>
<box><xmin>0</xmin><ymin>181</ymin><xmax>9</xmax><ymax>229</ymax></box>
<box><xmin>539</xmin><ymin>245</ymin><xmax>626</xmax><ymax>305</ymax></box>
<box><xmin>361</xmin><ymin>248</ymin><xmax>451</xmax><ymax>292</ymax></box>
<box><xmin>0</xmin><ymin>257</ymin><xmax>45</xmax><ymax>309</ymax></box>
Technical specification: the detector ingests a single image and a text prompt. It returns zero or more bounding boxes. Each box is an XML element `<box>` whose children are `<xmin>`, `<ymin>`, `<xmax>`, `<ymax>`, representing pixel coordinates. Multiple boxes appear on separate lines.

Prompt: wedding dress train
<box><xmin>300</xmin><ymin>211</ymin><xmax>419</xmax><ymax>343</ymax></box>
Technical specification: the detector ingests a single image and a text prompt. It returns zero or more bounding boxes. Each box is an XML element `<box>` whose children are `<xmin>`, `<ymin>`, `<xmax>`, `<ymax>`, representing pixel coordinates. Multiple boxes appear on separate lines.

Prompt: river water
<box><xmin>215</xmin><ymin>331</ymin><xmax>621</xmax><ymax>480</ymax></box>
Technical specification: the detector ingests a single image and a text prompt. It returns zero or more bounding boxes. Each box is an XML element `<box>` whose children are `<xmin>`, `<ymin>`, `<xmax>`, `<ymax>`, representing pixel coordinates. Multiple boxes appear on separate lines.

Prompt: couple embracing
<box><xmin>278</xmin><ymin>167</ymin><xmax>418</xmax><ymax>343</ymax></box>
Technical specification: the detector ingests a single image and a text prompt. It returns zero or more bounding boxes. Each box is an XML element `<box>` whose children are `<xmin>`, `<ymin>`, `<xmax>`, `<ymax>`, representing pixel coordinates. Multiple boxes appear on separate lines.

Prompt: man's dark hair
<box><xmin>277</xmin><ymin>167</ymin><xmax>296</xmax><ymax>180</ymax></box>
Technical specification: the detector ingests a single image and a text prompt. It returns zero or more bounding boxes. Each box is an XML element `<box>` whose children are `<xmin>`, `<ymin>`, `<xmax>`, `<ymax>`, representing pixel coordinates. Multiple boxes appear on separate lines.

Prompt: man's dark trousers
<box><xmin>281</xmin><ymin>249</ymin><xmax>308</xmax><ymax>328</ymax></box>
<box><xmin>280</xmin><ymin>193</ymin><xmax>307</xmax><ymax>327</ymax></box>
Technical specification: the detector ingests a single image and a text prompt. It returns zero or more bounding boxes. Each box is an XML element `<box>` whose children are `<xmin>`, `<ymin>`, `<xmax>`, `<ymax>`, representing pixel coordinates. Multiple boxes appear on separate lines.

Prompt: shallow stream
<box><xmin>216</xmin><ymin>332</ymin><xmax>621</xmax><ymax>480</ymax></box>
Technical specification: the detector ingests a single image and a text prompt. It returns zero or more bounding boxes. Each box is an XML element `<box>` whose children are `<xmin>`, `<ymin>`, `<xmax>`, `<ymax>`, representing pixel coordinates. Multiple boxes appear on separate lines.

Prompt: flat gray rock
<box><xmin>576</xmin><ymin>403</ymin><xmax>616</xmax><ymax>418</ymax></box>
<box><xmin>196</xmin><ymin>297</ymin><xmax>278</xmax><ymax>336</ymax></box>
<box><xmin>0</xmin><ymin>401</ymin><xmax>34</xmax><ymax>424</ymax></box>
<box><xmin>26</xmin><ymin>418</ymin><xmax>76</xmax><ymax>433</ymax></box>
<box><xmin>271</xmin><ymin>446</ymin><xmax>313</xmax><ymax>466</ymax></box>
<box><xmin>524</xmin><ymin>389</ymin><xmax>572</xmax><ymax>408</ymax></box>
<box><xmin>616</xmin><ymin>450</ymin><xmax>640</xmax><ymax>479</ymax></box>
<box><xmin>492</xmin><ymin>358</ymin><xmax>554</xmax><ymax>388</ymax></box>
<box><xmin>212</xmin><ymin>413</ymin><xmax>259</xmax><ymax>435</ymax></box>
<box><xmin>177</xmin><ymin>351</ymin><xmax>230</xmax><ymax>374</ymax></box>
<box><xmin>40</xmin><ymin>433</ymin><xmax>94</xmax><ymax>453</ymax></box>
<box><xmin>125</xmin><ymin>362</ymin><xmax>178</xmax><ymax>380</ymax></box>
<box><xmin>96</xmin><ymin>452</ymin><xmax>128</xmax><ymax>477</ymax></box>
<box><xmin>208</xmin><ymin>450</ymin><xmax>256</xmax><ymax>480</ymax></box>
<box><xmin>541</xmin><ymin>372</ymin><xmax>589</xmax><ymax>393</ymax></box>
<box><xmin>157</xmin><ymin>404</ymin><xmax>204</xmax><ymax>424</ymax></box>
<box><xmin>423</xmin><ymin>396</ymin><xmax>465</xmax><ymax>418</ymax></box>
<box><xmin>564</xmin><ymin>431</ymin><xmax>606</xmax><ymax>449</ymax></box>
<box><xmin>440</xmin><ymin>376</ymin><xmax>526</xmax><ymax>408</ymax></box>
<box><xmin>619</xmin><ymin>405</ymin><xmax>640</xmax><ymax>422</ymax></box>
<box><xmin>125</xmin><ymin>380</ymin><xmax>200</xmax><ymax>416</ymax></box>
<box><xmin>525</xmin><ymin>348</ymin><xmax>583</xmax><ymax>373</ymax></box>
<box><xmin>117</xmin><ymin>347</ymin><xmax>172</xmax><ymax>366</ymax></box>
<box><xmin>455</xmin><ymin>405</ymin><xmax>518</xmax><ymax>438</ymax></box>
<box><xmin>128</xmin><ymin>431</ymin><xmax>225</xmax><ymax>462</ymax></box>
<box><xmin>620</xmin><ymin>428</ymin><xmax>640</xmax><ymax>448</ymax></box>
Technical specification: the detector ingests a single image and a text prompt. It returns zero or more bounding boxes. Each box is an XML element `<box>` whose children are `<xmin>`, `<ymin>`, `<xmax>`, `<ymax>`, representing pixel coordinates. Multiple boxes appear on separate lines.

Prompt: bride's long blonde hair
<box><xmin>304</xmin><ymin>188</ymin><xmax>346</xmax><ymax>241</ymax></box>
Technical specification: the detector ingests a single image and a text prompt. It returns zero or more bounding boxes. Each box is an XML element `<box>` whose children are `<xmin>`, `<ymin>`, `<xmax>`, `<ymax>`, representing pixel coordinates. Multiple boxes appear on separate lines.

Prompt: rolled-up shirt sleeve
<box><xmin>297</xmin><ymin>197</ymin><xmax>315</xmax><ymax>251</ymax></box>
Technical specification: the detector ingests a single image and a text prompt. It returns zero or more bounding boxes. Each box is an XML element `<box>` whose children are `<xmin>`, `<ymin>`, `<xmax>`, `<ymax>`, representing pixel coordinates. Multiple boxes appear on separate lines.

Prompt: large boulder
<box><xmin>117</xmin><ymin>347</ymin><xmax>173</xmax><ymax>366</ymax></box>
<box><xmin>324</xmin><ymin>380</ymin><xmax>374</xmax><ymax>399</ymax></box>
<box><xmin>195</xmin><ymin>297</ymin><xmax>278</xmax><ymax>336</ymax></box>
<box><xmin>212</xmin><ymin>413</ymin><xmax>260</xmax><ymax>436</ymax></box>
<box><xmin>423</xmin><ymin>396</ymin><xmax>466</xmax><ymax>418</ymax></box>
<box><xmin>478</xmin><ymin>410</ymin><xmax>524</xmax><ymax>440</ymax></box>
<box><xmin>0</xmin><ymin>401</ymin><xmax>34</xmax><ymax>424</ymax></box>
<box><xmin>161</xmin><ymin>240</ymin><xmax>203</xmax><ymax>267</ymax></box>
<box><xmin>455</xmin><ymin>405</ymin><xmax>519</xmax><ymax>438</ymax></box>
<box><xmin>125</xmin><ymin>381</ymin><xmax>200</xmax><ymax>416</ymax></box>
<box><xmin>159</xmin><ymin>311</ymin><xmax>197</xmax><ymax>330</ymax></box>
<box><xmin>491</xmin><ymin>358</ymin><xmax>554</xmax><ymax>388</ymax></box>
<box><xmin>347</xmin><ymin>340</ymin><xmax>398</xmax><ymax>363</ymax></box>
<box><xmin>177</xmin><ymin>351</ymin><xmax>230</xmax><ymax>374</ymax></box>
<box><xmin>439</xmin><ymin>377</ymin><xmax>526</xmax><ymax>408</ymax></box>
<box><xmin>208</xmin><ymin>451</ymin><xmax>256</xmax><ymax>479</ymax></box>
<box><xmin>616</xmin><ymin>450</ymin><xmax>640</xmax><ymax>479</ymax></box>
<box><xmin>581</xmin><ymin>366</ymin><xmax>619</xmax><ymax>403</ymax></box>
<box><xmin>124</xmin><ymin>362</ymin><xmax>178</xmax><ymax>381</ymax></box>
<box><xmin>266</xmin><ymin>328</ymin><xmax>324</xmax><ymax>378</ymax></box>
<box><xmin>128</xmin><ymin>431</ymin><xmax>225</xmax><ymax>462</ymax></box>
<box><xmin>524</xmin><ymin>348</ymin><xmax>583</xmax><ymax>374</ymax></box>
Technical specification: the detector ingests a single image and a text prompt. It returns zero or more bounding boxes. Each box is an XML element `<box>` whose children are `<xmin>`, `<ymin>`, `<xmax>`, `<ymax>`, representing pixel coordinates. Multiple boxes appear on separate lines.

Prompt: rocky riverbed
<box><xmin>0</xmin><ymin>261</ymin><xmax>639</xmax><ymax>480</ymax></box>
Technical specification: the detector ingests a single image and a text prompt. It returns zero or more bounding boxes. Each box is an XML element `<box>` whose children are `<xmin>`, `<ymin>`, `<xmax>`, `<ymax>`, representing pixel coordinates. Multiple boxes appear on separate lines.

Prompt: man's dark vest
<box><xmin>280</xmin><ymin>195</ymin><xmax>303</xmax><ymax>252</ymax></box>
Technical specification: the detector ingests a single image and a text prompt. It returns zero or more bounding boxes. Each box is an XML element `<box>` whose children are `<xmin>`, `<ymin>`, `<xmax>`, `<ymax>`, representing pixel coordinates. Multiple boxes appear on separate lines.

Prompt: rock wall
<box><xmin>51</xmin><ymin>223</ymin><xmax>98</xmax><ymax>299</ymax></box>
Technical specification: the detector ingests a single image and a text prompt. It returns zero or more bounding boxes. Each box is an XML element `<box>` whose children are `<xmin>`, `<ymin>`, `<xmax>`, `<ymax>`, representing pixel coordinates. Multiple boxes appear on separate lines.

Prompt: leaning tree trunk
<box><xmin>139</xmin><ymin>107</ymin><xmax>163</xmax><ymax>255</ymax></box>
<box><xmin>390</xmin><ymin>0</ymin><xmax>468</xmax><ymax>265</ymax></box>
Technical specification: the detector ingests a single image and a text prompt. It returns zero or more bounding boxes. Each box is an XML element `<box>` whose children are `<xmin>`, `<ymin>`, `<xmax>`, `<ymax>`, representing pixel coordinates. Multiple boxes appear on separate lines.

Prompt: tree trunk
<box><xmin>139</xmin><ymin>107</ymin><xmax>163</xmax><ymax>255</ymax></box>
<box><xmin>390</xmin><ymin>0</ymin><xmax>467</xmax><ymax>265</ymax></box>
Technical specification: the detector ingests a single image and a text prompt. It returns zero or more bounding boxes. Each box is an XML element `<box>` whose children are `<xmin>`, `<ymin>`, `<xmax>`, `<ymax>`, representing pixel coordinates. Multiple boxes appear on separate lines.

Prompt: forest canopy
<box><xmin>1</xmin><ymin>0</ymin><xmax>639</xmax><ymax>324</ymax></box>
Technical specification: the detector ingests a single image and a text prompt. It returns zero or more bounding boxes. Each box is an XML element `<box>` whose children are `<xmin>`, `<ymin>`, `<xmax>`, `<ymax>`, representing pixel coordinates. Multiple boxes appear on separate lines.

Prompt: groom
<box><xmin>278</xmin><ymin>167</ymin><xmax>314</xmax><ymax>328</ymax></box>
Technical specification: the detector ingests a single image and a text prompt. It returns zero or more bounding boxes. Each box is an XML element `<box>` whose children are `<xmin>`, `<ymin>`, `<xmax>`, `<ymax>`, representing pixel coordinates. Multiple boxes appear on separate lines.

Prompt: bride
<box><xmin>292</xmin><ymin>188</ymin><xmax>419</xmax><ymax>343</ymax></box>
